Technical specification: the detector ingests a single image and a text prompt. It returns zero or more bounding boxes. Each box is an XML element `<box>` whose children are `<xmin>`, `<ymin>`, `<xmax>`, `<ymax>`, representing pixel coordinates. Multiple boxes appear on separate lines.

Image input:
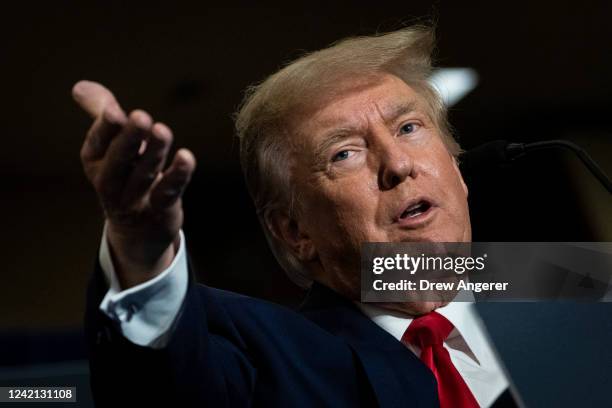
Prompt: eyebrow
<box><xmin>312</xmin><ymin>100</ymin><xmax>419</xmax><ymax>159</ymax></box>
<box><xmin>381</xmin><ymin>100</ymin><xmax>418</xmax><ymax>125</ymax></box>
<box><xmin>313</xmin><ymin>130</ymin><xmax>357</xmax><ymax>160</ymax></box>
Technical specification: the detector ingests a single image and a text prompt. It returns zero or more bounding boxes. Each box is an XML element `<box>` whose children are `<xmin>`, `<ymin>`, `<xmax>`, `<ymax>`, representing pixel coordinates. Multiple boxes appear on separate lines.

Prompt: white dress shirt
<box><xmin>357</xmin><ymin>302</ymin><xmax>509</xmax><ymax>407</ymax></box>
<box><xmin>98</xmin><ymin>223</ymin><xmax>188</xmax><ymax>348</ymax></box>
<box><xmin>98</xmin><ymin>227</ymin><xmax>509</xmax><ymax>406</ymax></box>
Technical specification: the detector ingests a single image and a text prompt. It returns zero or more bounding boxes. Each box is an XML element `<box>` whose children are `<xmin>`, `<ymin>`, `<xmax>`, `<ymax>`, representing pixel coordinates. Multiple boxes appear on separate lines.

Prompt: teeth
<box><xmin>405</xmin><ymin>207</ymin><xmax>423</xmax><ymax>217</ymax></box>
<box><xmin>406</xmin><ymin>202</ymin><xmax>422</xmax><ymax>212</ymax></box>
<box><xmin>401</xmin><ymin>201</ymin><xmax>427</xmax><ymax>219</ymax></box>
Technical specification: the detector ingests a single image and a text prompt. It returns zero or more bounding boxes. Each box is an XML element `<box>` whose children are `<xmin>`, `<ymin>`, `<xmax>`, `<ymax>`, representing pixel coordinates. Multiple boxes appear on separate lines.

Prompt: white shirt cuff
<box><xmin>98</xmin><ymin>223</ymin><xmax>188</xmax><ymax>349</ymax></box>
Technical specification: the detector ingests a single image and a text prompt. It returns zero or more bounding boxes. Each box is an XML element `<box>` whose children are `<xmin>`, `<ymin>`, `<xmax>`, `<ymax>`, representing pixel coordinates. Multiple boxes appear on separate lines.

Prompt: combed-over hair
<box><xmin>235</xmin><ymin>26</ymin><xmax>460</xmax><ymax>288</ymax></box>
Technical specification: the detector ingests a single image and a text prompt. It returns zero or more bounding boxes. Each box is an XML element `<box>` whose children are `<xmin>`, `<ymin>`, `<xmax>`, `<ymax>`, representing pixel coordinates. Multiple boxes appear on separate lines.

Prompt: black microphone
<box><xmin>459</xmin><ymin>139</ymin><xmax>612</xmax><ymax>194</ymax></box>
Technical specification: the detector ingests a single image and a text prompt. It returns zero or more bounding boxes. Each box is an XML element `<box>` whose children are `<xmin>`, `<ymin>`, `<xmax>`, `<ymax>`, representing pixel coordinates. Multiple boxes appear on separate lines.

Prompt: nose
<box><xmin>377</xmin><ymin>137</ymin><xmax>415</xmax><ymax>190</ymax></box>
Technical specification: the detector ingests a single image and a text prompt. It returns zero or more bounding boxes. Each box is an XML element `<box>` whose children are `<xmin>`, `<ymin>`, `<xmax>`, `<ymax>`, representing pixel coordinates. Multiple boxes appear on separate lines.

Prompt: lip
<box><xmin>394</xmin><ymin>197</ymin><xmax>438</xmax><ymax>229</ymax></box>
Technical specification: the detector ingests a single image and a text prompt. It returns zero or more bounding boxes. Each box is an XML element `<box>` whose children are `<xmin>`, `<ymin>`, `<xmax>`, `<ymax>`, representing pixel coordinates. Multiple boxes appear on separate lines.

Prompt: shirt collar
<box><xmin>357</xmin><ymin>291</ymin><xmax>484</xmax><ymax>365</ymax></box>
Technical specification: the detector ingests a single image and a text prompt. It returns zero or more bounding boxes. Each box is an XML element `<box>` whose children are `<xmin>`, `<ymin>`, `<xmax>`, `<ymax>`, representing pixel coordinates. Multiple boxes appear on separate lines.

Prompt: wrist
<box><xmin>106</xmin><ymin>224</ymin><xmax>179</xmax><ymax>289</ymax></box>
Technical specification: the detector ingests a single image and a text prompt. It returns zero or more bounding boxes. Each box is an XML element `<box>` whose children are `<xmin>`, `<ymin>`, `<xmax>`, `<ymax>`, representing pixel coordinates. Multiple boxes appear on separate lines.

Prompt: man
<box><xmin>75</xmin><ymin>26</ymin><xmax>513</xmax><ymax>407</ymax></box>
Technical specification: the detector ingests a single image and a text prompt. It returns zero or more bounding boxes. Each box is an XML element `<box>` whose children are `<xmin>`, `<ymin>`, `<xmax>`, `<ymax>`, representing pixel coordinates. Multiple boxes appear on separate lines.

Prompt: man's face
<box><xmin>289</xmin><ymin>74</ymin><xmax>471</xmax><ymax>314</ymax></box>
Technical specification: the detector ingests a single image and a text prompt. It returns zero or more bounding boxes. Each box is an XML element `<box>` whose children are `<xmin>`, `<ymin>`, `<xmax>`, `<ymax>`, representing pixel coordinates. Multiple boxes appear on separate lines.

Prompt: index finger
<box><xmin>71</xmin><ymin>80</ymin><xmax>124</xmax><ymax>118</ymax></box>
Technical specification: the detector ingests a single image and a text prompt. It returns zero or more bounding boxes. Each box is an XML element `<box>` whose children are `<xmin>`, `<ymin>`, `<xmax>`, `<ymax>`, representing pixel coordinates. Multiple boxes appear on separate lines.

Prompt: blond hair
<box><xmin>235</xmin><ymin>26</ymin><xmax>461</xmax><ymax>287</ymax></box>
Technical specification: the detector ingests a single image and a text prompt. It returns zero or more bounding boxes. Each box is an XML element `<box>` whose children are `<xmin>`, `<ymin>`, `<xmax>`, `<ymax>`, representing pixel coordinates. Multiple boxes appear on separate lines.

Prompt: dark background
<box><xmin>1</xmin><ymin>1</ymin><xmax>611</xmax><ymax>401</ymax></box>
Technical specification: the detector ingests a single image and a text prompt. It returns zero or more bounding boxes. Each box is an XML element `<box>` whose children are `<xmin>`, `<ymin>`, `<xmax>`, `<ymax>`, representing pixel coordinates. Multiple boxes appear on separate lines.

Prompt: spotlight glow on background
<box><xmin>429</xmin><ymin>68</ymin><xmax>479</xmax><ymax>107</ymax></box>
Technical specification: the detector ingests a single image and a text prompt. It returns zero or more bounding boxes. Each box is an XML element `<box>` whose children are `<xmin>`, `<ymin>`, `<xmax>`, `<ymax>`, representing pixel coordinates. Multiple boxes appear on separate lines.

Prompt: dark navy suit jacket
<box><xmin>85</xmin><ymin>257</ymin><xmax>514</xmax><ymax>407</ymax></box>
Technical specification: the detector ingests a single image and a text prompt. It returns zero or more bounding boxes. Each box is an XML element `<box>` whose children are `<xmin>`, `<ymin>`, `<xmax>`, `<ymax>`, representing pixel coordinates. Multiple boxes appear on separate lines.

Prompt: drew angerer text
<box><xmin>371</xmin><ymin>279</ymin><xmax>509</xmax><ymax>293</ymax></box>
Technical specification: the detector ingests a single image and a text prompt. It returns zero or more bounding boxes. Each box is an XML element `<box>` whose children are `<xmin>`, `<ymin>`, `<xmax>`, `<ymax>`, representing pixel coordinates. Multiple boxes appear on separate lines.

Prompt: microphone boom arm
<box><xmin>506</xmin><ymin>140</ymin><xmax>612</xmax><ymax>194</ymax></box>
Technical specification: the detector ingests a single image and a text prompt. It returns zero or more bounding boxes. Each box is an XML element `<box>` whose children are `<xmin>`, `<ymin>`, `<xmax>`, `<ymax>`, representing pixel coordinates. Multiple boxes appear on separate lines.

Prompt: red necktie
<box><xmin>401</xmin><ymin>311</ymin><xmax>479</xmax><ymax>408</ymax></box>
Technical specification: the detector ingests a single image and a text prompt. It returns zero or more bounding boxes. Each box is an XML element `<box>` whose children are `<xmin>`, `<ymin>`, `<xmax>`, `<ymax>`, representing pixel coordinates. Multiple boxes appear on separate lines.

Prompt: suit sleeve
<box><xmin>84</xmin><ymin>232</ymin><xmax>257</xmax><ymax>407</ymax></box>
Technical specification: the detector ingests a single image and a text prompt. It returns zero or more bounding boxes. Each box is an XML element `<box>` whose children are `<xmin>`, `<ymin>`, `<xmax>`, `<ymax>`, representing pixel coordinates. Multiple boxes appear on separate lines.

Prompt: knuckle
<box><xmin>82</xmin><ymin>162</ymin><xmax>96</xmax><ymax>181</ymax></box>
<box><xmin>94</xmin><ymin>175</ymin><xmax>113</xmax><ymax>198</ymax></box>
<box><xmin>136</xmin><ymin>170</ymin><xmax>159</xmax><ymax>185</ymax></box>
<box><xmin>151</xmin><ymin>151</ymin><xmax>167</xmax><ymax>164</ymax></box>
<box><xmin>79</xmin><ymin>144</ymin><xmax>89</xmax><ymax>161</ymax></box>
<box><xmin>146</xmin><ymin>171</ymin><xmax>160</xmax><ymax>182</ymax></box>
<box><xmin>109</xmin><ymin>209</ymin><xmax>139</xmax><ymax>227</ymax></box>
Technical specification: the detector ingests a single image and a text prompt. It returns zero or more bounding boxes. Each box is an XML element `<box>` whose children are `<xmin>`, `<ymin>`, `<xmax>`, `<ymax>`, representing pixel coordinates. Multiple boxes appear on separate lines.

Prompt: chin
<box><xmin>393</xmin><ymin>220</ymin><xmax>470</xmax><ymax>243</ymax></box>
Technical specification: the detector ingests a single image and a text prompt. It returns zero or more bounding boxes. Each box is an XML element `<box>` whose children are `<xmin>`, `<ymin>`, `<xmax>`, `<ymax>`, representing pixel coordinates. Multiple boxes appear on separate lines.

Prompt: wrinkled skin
<box><xmin>270</xmin><ymin>73</ymin><xmax>471</xmax><ymax>316</ymax></box>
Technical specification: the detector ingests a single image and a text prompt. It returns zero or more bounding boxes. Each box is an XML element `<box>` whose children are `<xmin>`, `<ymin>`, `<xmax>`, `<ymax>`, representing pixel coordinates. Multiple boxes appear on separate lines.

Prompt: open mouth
<box><xmin>399</xmin><ymin>200</ymin><xmax>432</xmax><ymax>219</ymax></box>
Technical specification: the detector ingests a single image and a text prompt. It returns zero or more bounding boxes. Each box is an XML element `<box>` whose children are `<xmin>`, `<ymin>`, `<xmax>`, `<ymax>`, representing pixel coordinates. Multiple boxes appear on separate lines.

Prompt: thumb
<box><xmin>71</xmin><ymin>80</ymin><xmax>124</xmax><ymax>118</ymax></box>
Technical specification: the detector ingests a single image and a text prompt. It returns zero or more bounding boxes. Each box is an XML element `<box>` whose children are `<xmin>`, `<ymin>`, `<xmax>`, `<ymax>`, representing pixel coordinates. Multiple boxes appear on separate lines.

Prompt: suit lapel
<box><xmin>300</xmin><ymin>283</ymin><xmax>439</xmax><ymax>408</ymax></box>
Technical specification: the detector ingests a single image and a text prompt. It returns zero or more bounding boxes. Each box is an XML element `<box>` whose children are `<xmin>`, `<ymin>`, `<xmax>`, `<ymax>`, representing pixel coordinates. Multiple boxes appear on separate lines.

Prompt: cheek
<box><xmin>418</xmin><ymin>146</ymin><xmax>470</xmax><ymax>231</ymax></box>
<box><xmin>436</xmin><ymin>161</ymin><xmax>471</xmax><ymax>238</ymax></box>
<box><xmin>439</xmin><ymin>166</ymin><xmax>466</xmax><ymax>204</ymax></box>
<box><xmin>422</xmin><ymin>145</ymin><xmax>467</xmax><ymax>204</ymax></box>
<box><xmin>308</xmin><ymin>180</ymin><xmax>380</xmax><ymax>243</ymax></box>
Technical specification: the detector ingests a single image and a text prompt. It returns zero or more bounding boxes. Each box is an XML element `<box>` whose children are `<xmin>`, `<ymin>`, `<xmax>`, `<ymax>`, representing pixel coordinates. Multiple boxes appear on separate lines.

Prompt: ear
<box><xmin>263</xmin><ymin>208</ymin><xmax>317</xmax><ymax>262</ymax></box>
<box><xmin>451</xmin><ymin>155</ymin><xmax>469</xmax><ymax>197</ymax></box>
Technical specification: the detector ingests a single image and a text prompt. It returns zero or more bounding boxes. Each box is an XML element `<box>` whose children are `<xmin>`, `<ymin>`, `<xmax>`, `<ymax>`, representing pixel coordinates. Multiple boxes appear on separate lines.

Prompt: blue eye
<box><xmin>332</xmin><ymin>150</ymin><xmax>351</xmax><ymax>162</ymax></box>
<box><xmin>400</xmin><ymin>123</ymin><xmax>415</xmax><ymax>134</ymax></box>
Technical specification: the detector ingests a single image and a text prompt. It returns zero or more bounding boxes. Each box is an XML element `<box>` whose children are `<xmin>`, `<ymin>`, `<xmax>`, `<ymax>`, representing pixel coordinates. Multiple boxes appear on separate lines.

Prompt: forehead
<box><xmin>291</xmin><ymin>74</ymin><xmax>425</xmax><ymax>140</ymax></box>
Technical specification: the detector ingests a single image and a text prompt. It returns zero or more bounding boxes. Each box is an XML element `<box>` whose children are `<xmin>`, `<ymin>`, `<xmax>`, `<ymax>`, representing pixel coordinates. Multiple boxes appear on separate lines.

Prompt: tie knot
<box><xmin>402</xmin><ymin>311</ymin><xmax>454</xmax><ymax>349</ymax></box>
